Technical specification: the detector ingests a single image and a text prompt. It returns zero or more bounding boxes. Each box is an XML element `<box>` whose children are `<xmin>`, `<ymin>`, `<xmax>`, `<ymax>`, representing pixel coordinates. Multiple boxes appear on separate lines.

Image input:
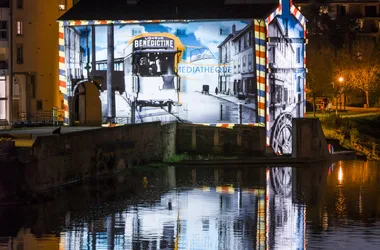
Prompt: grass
<box><xmin>307</xmin><ymin>110</ymin><xmax>380</xmax><ymax>119</ymax></box>
<box><xmin>319</xmin><ymin>113</ymin><xmax>380</xmax><ymax>160</ymax></box>
<box><xmin>165</xmin><ymin>153</ymin><xmax>189</xmax><ymax>163</ymax></box>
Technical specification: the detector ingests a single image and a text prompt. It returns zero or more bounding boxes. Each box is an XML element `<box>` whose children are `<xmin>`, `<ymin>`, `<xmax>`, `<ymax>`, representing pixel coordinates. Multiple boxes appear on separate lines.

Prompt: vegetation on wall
<box><xmin>321</xmin><ymin>114</ymin><xmax>380</xmax><ymax>160</ymax></box>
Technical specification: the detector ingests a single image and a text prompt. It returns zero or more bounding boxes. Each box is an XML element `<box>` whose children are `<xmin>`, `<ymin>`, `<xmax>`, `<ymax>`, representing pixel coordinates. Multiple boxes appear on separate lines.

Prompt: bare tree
<box><xmin>339</xmin><ymin>39</ymin><xmax>380</xmax><ymax>108</ymax></box>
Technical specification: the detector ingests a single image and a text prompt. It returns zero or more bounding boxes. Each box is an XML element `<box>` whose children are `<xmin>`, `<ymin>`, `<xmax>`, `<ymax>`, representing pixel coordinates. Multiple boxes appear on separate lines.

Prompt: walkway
<box><xmin>0</xmin><ymin>126</ymin><xmax>101</xmax><ymax>147</ymax></box>
<box><xmin>200</xmin><ymin>91</ymin><xmax>256</xmax><ymax>110</ymax></box>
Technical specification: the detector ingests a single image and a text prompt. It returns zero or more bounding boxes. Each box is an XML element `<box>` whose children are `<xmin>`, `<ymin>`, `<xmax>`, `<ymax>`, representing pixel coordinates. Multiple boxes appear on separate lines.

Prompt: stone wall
<box><xmin>292</xmin><ymin>118</ymin><xmax>331</xmax><ymax>160</ymax></box>
<box><xmin>176</xmin><ymin>124</ymin><xmax>266</xmax><ymax>156</ymax></box>
<box><xmin>162</xmin><ymin>122</ymin><xmax>177</xmax><ymax>161</ymax></box>
<box><xmin>26</xmin><ymin>122</ymin><xmax>163</xmax><ymax>191</ymax></box>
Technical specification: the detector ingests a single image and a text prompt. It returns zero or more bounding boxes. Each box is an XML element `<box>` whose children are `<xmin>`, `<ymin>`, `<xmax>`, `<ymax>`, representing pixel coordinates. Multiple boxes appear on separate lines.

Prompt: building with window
<box><xmin>218</xmin><ymin>23</ymin><xmax>255</xmax><ymax>101</ymax></box>
<box><xmin>293</xmin><ymin>0</ymin><xmax>380</xmax><ymax>42</ymax></box>
<box><xmin>0</xmin><ymin>0</ymin><xmax>10</xmax><ymax>127</ymax></box>
<box><xmin>1</xmin><ymin>0</ymin><xmax>78</xmax><ymax>127</ymax></box>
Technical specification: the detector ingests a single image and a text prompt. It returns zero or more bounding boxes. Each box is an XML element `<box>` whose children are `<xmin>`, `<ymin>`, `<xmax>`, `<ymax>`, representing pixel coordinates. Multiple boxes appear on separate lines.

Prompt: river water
<box><xmin>0</xmin><ymin>160</ymin><xmax>379</xmax><ymax>250</ymax></box>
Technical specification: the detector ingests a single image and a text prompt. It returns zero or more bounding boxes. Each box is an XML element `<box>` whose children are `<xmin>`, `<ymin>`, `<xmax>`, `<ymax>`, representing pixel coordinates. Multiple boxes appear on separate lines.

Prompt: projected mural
<box><xmin>61</xmin><ymin>20</ymin><xmax>266</xmax><ymax>125</ymax></box>
<box><xmin>266</xmin><ymin>1</ymin><xmax>306</xmax><ymax>154</ymax></box>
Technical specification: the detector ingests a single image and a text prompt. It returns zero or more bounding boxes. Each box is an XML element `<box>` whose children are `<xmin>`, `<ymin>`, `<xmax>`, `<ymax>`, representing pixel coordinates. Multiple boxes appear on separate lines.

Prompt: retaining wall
<box><xmin>0</xmin><ymin>119</ymin><xmax>330</xmax><ymax>202</ymax></box>
<box><xmin>176</xmin><ymin>124</ymin><xmax>266</xmax><ymax>156</ymax></box>
<box><xmin>292</xmin><ymin>118</ymin><xmax>331</xmax><ymax>161</ymax></box>
<box><xmin>25</xmin><ymin>122</ymin><xmax>163</xmax><ymax>192</ymax></box>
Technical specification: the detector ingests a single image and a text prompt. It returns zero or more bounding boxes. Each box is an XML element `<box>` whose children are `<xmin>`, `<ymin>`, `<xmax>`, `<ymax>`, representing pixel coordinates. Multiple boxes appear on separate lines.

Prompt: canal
<box><xmin>0</xmin><ymin>161</ymin><xmax>379</xmax><ymax>249</ymax></box>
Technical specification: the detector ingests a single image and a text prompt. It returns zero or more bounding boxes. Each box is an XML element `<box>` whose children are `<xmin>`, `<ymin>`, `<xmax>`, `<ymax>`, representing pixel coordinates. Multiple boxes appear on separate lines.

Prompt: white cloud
<box><xmin>95</xmin><ymin>21</ymin><xmax>251</xmax><ymax>61</ymax></box>
<box><xmin>160</xmin><ymin>22</ymin><xmax>198</xmax><ymax>34</ymax></box>
<box><xmin>95</xmin><ymin>24</ymin><xmax>147</xmax><ymax>59</ymax></box>
<box><xmin>192</xmin><ymin>21</ymin><xmax>248</xmax><ymax>54</ymax></box>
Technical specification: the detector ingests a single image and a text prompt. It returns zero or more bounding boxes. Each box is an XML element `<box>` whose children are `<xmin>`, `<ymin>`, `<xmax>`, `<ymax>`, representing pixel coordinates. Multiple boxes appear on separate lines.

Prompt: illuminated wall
<box><xmin>12</xmin><ymin>0</ymin><xmax>74</xmax><ymax>123</ymax></box>
<box><xmin>59</xmin><ymin>19</ymin><xmax>267</xmax><ymax>126</ymax></box>
<box><xmin>265</xmin><ymin>0</ymin><xmax>307</xmax><ymax>154</ymax></box>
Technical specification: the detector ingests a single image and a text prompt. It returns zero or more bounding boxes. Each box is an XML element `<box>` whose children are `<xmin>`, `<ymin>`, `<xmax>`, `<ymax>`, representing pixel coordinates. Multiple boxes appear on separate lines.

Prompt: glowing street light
<box><xmin>333</xmin><ymin>77</ymin><xmax>344</xmax><ymax>114</ymax></box>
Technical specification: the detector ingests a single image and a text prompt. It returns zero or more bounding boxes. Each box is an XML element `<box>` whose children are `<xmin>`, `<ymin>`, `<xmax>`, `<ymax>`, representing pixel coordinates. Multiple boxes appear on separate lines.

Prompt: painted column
<box><xmin>254</xmin><ymin>20</ymin><xmax>266</xmax><ymax>126</ymax></box>
<box><xmin>107</xmin><ymin>24</ymin><xmax>115</xmax><ymax>121</ymax></box>
<box><xmin>58</xmin><ymin>21</ymin><xmax>69</xmax><ymax>125</ymax></box>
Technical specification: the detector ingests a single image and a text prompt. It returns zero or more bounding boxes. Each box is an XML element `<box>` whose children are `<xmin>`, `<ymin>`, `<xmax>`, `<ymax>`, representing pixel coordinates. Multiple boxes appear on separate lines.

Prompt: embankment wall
<box><xmin>27</xmin><ymin>122</ymin><xmax>163</xmax><ymax>191</ymax></box>
<box><xmin>176</xmin><ymin>124</ymin><xmax>266</xmax><ymax>156</ymax></box>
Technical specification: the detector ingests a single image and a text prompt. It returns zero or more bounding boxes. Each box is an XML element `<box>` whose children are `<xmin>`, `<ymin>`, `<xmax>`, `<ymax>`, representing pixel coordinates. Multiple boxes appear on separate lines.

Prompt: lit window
<box><xmin>0</xmin><ymin>21</ymin><xmax>7</xmax><ymax>40</ymax></box>
<box><xmin>59</xmin><ymin>0</ymin><xmax>66</xmax><ymax>11</ymax></box>
<box><xmin>16</xmin><ymin>0</ymin><xmax>23</xmax><ymax>9</ymax></box>
<box><xmin>16</xmin><ymin>44</ymin><xmax>23</xmax><ymax>64</ymax></box>
<box><xmin>16</xmin><ymin>21</ymin><xmax>23</xmax><ymax>35</ymax></box>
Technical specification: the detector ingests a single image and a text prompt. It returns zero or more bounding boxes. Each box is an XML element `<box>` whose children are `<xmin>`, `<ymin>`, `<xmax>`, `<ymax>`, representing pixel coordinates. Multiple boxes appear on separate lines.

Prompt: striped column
<box><xmin>303</xmin><ymin>22</ymin><xmax>307</xmax><ymax>117</ymax></box>
<box><xmin>254</xmin><ymin>20</ymin><xmax>266</xmax><ymax>126</ymax></box>
<box><xmin>58</xmin><ymin>21</ymin><xmax>69</xmax><ymax>125</ymax></box>
<box><xmin>290</xmin><ymin>5</ymin><xmax>307</xmax><ymax>118</ymax></box>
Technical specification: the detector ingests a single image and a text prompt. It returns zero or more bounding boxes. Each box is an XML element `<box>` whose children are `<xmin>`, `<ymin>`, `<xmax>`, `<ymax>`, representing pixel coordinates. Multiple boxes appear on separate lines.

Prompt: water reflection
<box><xmin>0</xmin><ymin>161</ymin><xmax>380</xmax><ymax>249</ymax></box>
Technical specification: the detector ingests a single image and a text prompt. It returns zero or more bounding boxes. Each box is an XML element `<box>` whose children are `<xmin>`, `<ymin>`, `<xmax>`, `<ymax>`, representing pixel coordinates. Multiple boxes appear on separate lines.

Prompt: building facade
<box><xmin>0</xmin><ymin>0</ymin><xmax>10</xmax><ymax>128</ymax></box>
<box><xmin>295</xmin><ymin>0</ymin><xmax>380</xmax><ymax>42</ymax></box>
<box><xmin>218</xmin><ymin>23</ymin><xmax>255</xmax><ymax>101</ymax></box>
<box><xmin>0</xmin><ymin>0</ymin><xmax>78</xmax><ymax>127</ymax></box>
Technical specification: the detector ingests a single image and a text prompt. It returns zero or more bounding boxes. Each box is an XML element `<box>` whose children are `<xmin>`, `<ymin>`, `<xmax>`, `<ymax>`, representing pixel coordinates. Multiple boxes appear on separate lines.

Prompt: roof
<box><xmin>232</xmin><ymin>23</ymin><xmax>253</xmax><ymax>41</ymax></box>
<box><xmin>58</xmin><ymin>0</ymin><xmax>277</xmax><ymax>21</ymax></box>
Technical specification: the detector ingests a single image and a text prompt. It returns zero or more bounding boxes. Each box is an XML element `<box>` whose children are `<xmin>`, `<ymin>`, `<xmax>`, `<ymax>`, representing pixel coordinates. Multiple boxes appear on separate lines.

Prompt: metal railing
<box><xmin>13</xmin><ymin>111</ymin><xmax>65</xmax><ymax>127</ymax></box>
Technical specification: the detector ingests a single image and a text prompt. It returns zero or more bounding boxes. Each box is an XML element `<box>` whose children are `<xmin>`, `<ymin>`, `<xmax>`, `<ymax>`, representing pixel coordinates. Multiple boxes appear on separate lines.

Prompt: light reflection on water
<box><xmin>0</xmin><ymin>161</ymin><xmax>379</xmax><ymax>249</ymax></box>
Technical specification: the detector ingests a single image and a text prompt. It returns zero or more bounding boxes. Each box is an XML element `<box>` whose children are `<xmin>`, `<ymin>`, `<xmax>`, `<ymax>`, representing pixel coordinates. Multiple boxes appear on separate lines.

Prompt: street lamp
<box><xmin>334</xmin><ymin>76</ymin><xmax>344</xmax><ymax>114</ymax></box>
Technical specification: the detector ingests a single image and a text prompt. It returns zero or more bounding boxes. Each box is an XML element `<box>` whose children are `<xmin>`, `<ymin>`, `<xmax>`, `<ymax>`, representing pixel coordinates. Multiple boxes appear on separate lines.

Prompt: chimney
<box><xmin>232</xmin><ymin>24</ymin><xmax>236</xmax><ymax>34</ymax></box>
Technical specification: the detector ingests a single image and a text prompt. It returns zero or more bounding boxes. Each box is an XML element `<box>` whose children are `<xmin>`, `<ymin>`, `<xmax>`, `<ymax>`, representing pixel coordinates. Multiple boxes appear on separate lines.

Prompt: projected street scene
<box><xmin>63</xmin><ymin>20</ymin><xmax>260</xmax><ymax>125</ymax></box>
<box><xmin>266</xmin><ymin>5</ymin><xmax>306</xmax><ymax>154</ymax></box>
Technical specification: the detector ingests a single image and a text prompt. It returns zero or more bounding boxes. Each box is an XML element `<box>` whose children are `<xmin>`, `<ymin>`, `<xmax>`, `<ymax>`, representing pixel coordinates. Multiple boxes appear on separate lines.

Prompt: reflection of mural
<box><xmin>267</xmin><ymin>167</ymin><xmax>306</xmax><ymax>250</ymax></box>
<box><xmin>266</xmin><ymin>0</ymin><xmax>306</xmax><ymax>154</ymax></box>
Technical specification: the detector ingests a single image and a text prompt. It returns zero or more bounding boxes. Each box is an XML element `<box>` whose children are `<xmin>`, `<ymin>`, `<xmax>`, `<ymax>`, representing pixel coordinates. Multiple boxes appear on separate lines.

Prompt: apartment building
<box><xmin>294</xmin><ymin>0</ymin><xmax>380</xmax><ymax>42</ymax></box>
<box><xmin>2</xmin><ymin>0</ymin><xmax>79</xmax><ymax>126</ymax></box>
<box><xmin>218</xmin><ymin>23</ymin><xmax>255</xmax><ymax>99</ymax></box>
<box><xmin>0</xmin><ymin>0</ymin><xmax>9</xmax><ymax>127</ymax></box>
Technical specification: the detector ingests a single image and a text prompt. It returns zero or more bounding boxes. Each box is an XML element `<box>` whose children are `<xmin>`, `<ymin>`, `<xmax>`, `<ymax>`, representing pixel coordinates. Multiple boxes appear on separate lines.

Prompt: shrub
<box><xmin>350</xmin><ymin>128</ymin><xmax>359</xmax><ymax>145</ymax></box>
<box><xmin>166</xmin><ymin>152</ymin><xmax>188</xmax><ymax>163</ymax></box>
<box><xmin>324</xmin><ymin>113</ymin><xmax>341</xmax><ymax>128</ymax></box>
<box><xmin>0</xmin><ymin>137</ymin><xmax>12</xmax><ymax>142</ymax></box>
<box><xmin>371</xmin><ymin>140</ymin><xmax>377</xmax><ymax>157</ymax></box>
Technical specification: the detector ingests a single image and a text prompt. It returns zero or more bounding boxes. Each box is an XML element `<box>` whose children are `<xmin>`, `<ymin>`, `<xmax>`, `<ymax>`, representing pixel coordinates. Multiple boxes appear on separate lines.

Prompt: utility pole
<box><xmin>106</xmin><ymin>24</ymin><xmax>115</xmax><ymax>123</ymax></box>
